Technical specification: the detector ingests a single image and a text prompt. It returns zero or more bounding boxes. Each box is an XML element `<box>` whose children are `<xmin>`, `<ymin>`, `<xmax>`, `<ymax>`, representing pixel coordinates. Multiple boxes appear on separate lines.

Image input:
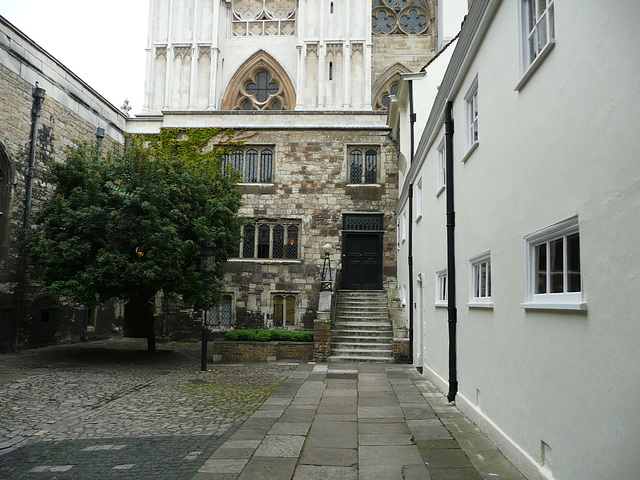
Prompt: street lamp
<box><xmin>320</xmin><ymin>243</ymin><xmax>333</xmax><ymax>291</ymax></box>
<box><xmin>200</xmin><ymin>246</ymin><xmax>216</xmax><ymax>371</ymax></box>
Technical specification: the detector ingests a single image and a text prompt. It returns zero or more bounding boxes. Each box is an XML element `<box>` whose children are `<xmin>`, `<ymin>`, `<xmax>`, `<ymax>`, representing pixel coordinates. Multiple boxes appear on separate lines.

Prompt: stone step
<box><xmin>331</xmin><ymin>334</ymin><xmax>393</xmax><ymax>342</ymax></box>
<box><xmin>333</xmin><ymin>321</ymin><xmax>392</xmax><ymax>329</ymax></box>
<box><xmin>331</xmin><ymin>346</ymin><xmax>393</xmax><ymax>356</ymax></box>
<box><xmin>336</xmin><ymin>306</ymin><xmax>389</xmax><ymax>313</ymax></box>
<box><xmin>328</xmin><ymin>355</ymin><xmax>394</xmax><ymax>363</ymax></box>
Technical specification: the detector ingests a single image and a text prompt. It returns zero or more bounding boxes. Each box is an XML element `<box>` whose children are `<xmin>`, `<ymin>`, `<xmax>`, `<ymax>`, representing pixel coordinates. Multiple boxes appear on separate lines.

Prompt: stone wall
<box><xmin>212</xmin><ymin>340</ymin><xmax>314</xmax><ymax>363</ymax></box>
<box><xmin>0</xmin><ymin>17</ymin><xmax>127</xmax><ymax>351</ymax></box>
<box><xmin>216</xmin><ymin>127</ymin><xmax>398</xmax><ymax>331</ymax></box>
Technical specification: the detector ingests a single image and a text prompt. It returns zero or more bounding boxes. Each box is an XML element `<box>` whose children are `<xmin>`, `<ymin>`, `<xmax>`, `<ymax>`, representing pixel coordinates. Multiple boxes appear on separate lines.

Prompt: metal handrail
<box><xmin>331</xmin><ymin>268</ymin><xmax>341</xmax><ymax>326</ymax></box>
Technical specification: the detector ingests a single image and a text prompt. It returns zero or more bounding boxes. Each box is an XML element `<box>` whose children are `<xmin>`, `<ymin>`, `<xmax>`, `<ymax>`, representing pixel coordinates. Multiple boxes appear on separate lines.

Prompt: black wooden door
<box><xmin>342</xmin><ymin>232</ymin><xmax>383</xmax><ymax>290</ymax></box>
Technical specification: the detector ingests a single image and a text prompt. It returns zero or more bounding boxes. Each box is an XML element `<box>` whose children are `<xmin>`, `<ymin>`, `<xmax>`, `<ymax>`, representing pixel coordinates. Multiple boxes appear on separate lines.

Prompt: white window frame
<box><xmin>402</xmin><ymin>211</ymin><xmax>407</xmax><ymax>243</ymax></box>
<box><xmin>468</xmin><ymin>251</ymin><xmax>492</xmax><ymax>308</ymax></box>
<box><xmin>463</xmin><ymin>76</ymin><xmax>479</xmax><ymax>158</ymax></box>
<box><xmin>435</xmin><ymin>269</ymin><xmax>448</xmax><ymax>307</ymax></box>
<box><xmin>401</xmin><ymin>284</ymin><xmax>407</xmax><ymax>307</ymax></box>
<box><xmin>415</xmin><ymin>178</ymin><xmax>423</xmax><ymax>221</ymax></box>
<box><xmin>436</xmin><ymin>138</ymin><xmax>446</xmax><ymax>196</ymax></box>
<box><xmin>521</xmin><ymin>216</ymin><xmax>586</xmax><ymax>311</ymax></box>
<box><xmin>516</xmin><ymin>0</ymin><xmax>555</xmax><ymax>90</ymax></box>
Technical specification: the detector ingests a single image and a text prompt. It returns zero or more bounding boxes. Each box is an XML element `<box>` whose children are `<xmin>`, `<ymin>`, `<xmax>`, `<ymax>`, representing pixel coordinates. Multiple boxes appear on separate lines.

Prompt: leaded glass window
<box><xmin>258</xmin><ymin>224</ymin><xmax>271</xmax><ymax>258</ymax></box>
<box><xmin>245</xmin><ymin>149</ymin><xmax>259</xmax><ymax>183</ymax></box>
<box><xmin>210</xmin><ymin>294</ymin><xmax>233</xmax><ymax>327</ymax></box>
<box><xmin>365</xmin><ymin>150</ymin><xmax>378</xmax><ymax>183</ymax></box>
<box><xmin>286</xmin><ymin>226</ymin><xmax>298</xmax><ymax>260</ymax></box>
<box><xmin>273</xmin><ymin>295</ymin><xmax>284</xmax><ymax>326</ymax></box>
<box><xmin>232</xmin><ymin>149</ymin><xmax>244</xmax><ymax>173</ymax></box>
<box><xmin>350</xmin><ymin>150</ymin><xmax>363</xmax><ymax>184</ymax></box>
<box><xmin>243</xmin><ymin>225</ymin><xmax>255</xmax><ymax>258</ymax></box>
<box><xmin>272</xmin><ymin>224</ymin><xmax>285</xmax><ymax>259</ymax></box>
<box><xmin>343</xmin><ymin>214</ymin><xmax>384</xmax><ymax>231</ymax></box>
<box><xmin>260</xmin><ymin>149</ymin><xmax>273</xmax><ymax>182</ymax></box>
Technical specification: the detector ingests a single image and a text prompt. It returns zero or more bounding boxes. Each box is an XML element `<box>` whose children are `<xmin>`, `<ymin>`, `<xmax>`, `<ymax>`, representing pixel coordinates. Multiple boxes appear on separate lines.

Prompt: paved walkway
<box><xmin>192</xmin><ymin>362</ymin><xmax>527</xmax><ymax>480</ymax></box>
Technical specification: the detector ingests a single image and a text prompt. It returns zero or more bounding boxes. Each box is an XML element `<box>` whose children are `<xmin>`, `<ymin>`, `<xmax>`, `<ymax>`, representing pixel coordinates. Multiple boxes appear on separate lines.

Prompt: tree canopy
<box><xmin>26</xmin><ymin>129</ymin><xmax>244</xmax><ymax>310</ymax></box>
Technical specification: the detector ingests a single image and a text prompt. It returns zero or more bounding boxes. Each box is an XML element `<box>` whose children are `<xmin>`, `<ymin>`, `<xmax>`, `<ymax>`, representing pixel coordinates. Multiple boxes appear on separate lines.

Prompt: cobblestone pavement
<box><xmin>0</xmin><ymin>338</ymin><xmax>297</xmax><ymax>479</ymax></box>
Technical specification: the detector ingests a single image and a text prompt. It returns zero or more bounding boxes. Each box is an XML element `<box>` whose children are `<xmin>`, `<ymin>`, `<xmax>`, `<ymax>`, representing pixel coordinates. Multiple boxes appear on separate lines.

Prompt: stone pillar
<box><xmin>393</xmin><ymin>338</ymin><xmax>410</xmax><ymax>364</ymax></box>
<box><xmin>313</xmin><ymin>314</ymin><xmax>331</xmax><ymax>362</ymax></box>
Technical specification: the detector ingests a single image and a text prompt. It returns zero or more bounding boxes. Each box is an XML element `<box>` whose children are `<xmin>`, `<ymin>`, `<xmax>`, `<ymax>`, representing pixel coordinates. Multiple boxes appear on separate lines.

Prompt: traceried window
<box><xmin>518</xmin><ymin>0</ymin><xmax>555</xmax><ymax>80</ymax></box>
<box><xmin>380</xmin><ymin>83</ymin><xmax>399</xmax><ymax>109</ymax></box>
<box><xmin>238</xmin><ymin>70</ymin><xmax>285</xmax><ymax>110</ymax></box>
<box><xmin>210</xmin><ymin>294</ymin><xmax>234</xmax><ymax>327</ymax></box>
<box><xmin>236</xmin><ymin>221</ymin><xmax>300</xmax><ymax>260</ymax></box>
<box><xmin>232</xmin><ymin>0</ymin><xmax>296</xmax><ymax>36</ymax></box>
<box><xmin>273</xmin><ymin>294</ymin><xmax>296</xmax><ymax>327</ymax></box>
<box><xmin>349</xmin><ymin>148</ymin><xmax>378</xmax><ymax>184</ymax></box>
<box><xmin>222</xmin><ymin>147</ymin><xmax>274</xmax><ymax>183</ymax></box>
<box><xmin>523</xmin><ymin>216</ymin><xmax>584</xmax><ymax>310</ymax></box>
<box><xmin>372</xmin><ymin>0</ymin><xmax>431</xmax><ymax>35</ymax></box>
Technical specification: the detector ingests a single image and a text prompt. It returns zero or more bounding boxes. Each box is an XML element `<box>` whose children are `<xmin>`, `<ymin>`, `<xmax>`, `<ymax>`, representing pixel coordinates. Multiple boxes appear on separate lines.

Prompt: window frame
<box><xmin>209</xmin><ymin>293</ymin><xmax>235</xmax><ymax>328</ymax></box>
<box><xmin>516</xmin><ymin>0</ymin><xmax>555</xmax><ymax>91</ymax></box>
<box><xmin>415</xmin><ymin>177</ymin><xmax>423</xmax><ymax>221</ymax></box>
<box><xmin>436</xmin><ymin>138</ymin><xmax>446</xmax><ymax>196</ymax></box>
<box><xmin>468</xmin><ymin>251</ymin><xmax>493</xmax><ymax>308</ymax></box>
<box><xmin>463</xmin><ymin>76</ymin><xmax>479</xmax><ymax>158</ymax></box>
<box><xmin>272</xmin><ymin>293</ymin><xmax>297</xmax><ymax>328</ymax></box>
<box><xmin>522</xmin><ymin>216</ymin><xmax>586</xmax><ymax>311</ymax></box>
<box><xmin>235</xmin><ymin>220</ymin><xmax>301</xmax><ymax>261</ymax></box>
<box><xmin>348</xmin><ymin>147</ymin><xmax>379</xmax><ymax>185</ymax></box>
<box><xmin>222</xmin><ymin>146</ymin><xmax>275</xmax><ymax>183</ymax></box>
<box><xmin>435</xmin><ymin>269</ymin><xmax>448</xmax><ymax>307</ymax></box>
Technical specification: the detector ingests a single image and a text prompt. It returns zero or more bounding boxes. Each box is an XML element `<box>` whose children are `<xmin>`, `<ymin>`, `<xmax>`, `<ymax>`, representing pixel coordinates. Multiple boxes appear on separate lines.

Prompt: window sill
<box><xmin>467</xmin><ymin>301</ymin><xmax>493</xmax><ymax>309</ymax></box>
<box><xmin>461</xmin><ymin>141</ymin><xmax>479</xmax><ymax>163</ymax></box>
<box><xmin>435</xmin><ymin>302</ymin><xmax>448</xmax><ymax>308</ymax></box>
<box><xmin>520</xmin><ymin>301</ymin><xmax>587</xmax><ymax>312</ymax></box>
<box><xmin>436</xmin><ymin>186</ymin><xmax>445</xmax><ymax>198</ymax></box>
<box><xmin>515</xmin><ymin>41</ymin><xmax>555</xmax><ymax>92</ymax></box>
<box><xmin>228</xmin><ymin>258</ymin><xmax>302</xmax><ymax>264</ymax></box>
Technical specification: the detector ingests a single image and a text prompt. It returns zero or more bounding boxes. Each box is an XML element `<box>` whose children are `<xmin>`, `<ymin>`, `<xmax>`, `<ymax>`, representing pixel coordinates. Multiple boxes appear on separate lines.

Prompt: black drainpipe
<box><xmin>407</xmin><ymin>80</ymin><xmax>416</xmax><ymax>364</ymax></box>
<box><xmin>445</xmin><ymin>100</ymin><xmax>458</xmax><ymax>403</ymax></box>
<box><xmin>14</xmin><ymin>83</ymin><xmax>46</xmax><ymax>352</ymax></box>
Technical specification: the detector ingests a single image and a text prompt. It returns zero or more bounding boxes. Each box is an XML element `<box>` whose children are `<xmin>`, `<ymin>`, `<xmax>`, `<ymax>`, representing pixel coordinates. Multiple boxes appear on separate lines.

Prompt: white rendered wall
<box><xmin>398</xmin><ymin>0</ymin><xmax>640</xmax><ymax>479</ymax></box>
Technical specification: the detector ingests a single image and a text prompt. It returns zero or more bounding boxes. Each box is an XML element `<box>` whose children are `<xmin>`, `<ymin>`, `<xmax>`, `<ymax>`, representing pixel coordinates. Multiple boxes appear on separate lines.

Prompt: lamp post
<box><xmin>320</xmin><ymin>243</ymin><xmax>333</xmax><ymax>291</ymax></box>
<box><xmin>200</xmin><ymin>247</ymin><xmax>216</xmax><ymax>371</ymax></box>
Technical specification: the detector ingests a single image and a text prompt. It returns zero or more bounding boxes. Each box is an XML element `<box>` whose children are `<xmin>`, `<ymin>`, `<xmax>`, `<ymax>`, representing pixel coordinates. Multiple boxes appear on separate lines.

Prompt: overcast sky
<box><xmin>0</xmin><ymin>0</ymin><xmax>149</xmax><ymax>115</ymax></box>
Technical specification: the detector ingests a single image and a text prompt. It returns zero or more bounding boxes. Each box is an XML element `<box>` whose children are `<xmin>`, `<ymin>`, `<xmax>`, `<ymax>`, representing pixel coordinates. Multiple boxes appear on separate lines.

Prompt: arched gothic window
<box><xmin>235</xmin><ymin>221</ymin><xmax>300</xmax><ymax>260</ymax></box>
<box><xmin>349</xmin><ymin>148</ymin><xmax>379</xmax><ymax>184</ymax></box>
<box><xmin>222</xmin><ymin>51</ymin><xmax>296</xmax><ymax>111</ymax></box>
<box><xmin>273</xmin><ymin>294</ymin><xmax>296</xmax><ymax>327</ymax></box>
<box><xmin>372</xmin><ymin>0</ymin><xmax>431</xmax><ymax>35</ymax></box>
<box><xmin>222</xmin><ymin>147</ymin><xmax>274</xmax><ymax>182</ymax></box>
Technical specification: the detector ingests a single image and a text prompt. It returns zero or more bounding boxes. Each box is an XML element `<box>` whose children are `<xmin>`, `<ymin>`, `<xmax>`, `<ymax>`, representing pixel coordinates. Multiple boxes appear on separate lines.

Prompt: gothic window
<box><xmin>372</xmin><ymin>0</ymin><xmax>431</xmax><ymax>35</ymax></box>
<box><xmin>222</xmin><ymin>147</ymin><xmax>274</xmax><ymax>183</ymax></box>
<box><xmin>273</xmin><ymin>294</ymin><xmax>296</xmax><ymax>327</ymax></box>
<box><xmin>372</xmin><ymin>63</ymin><xmax>410</xmax><ymax>110</ymax></box>
<box><xmin>236</xmin><ymin>221</ymin><xmax>300</xmax><ymax>260</ymax></box>
<box><xmin>222</xmin><ymin>51</ymin><xmax>296</xmax><ymax>111</ymax></box>
<box><xmin>381</xmin><ymin>83</ymin><xmax>399</xmax><ymax>109</ymax></box>
<box><xmin>232</xmin><ymin>0</ymin><xmax>296</xmax><ymax>37</ymax></box>
<box><xmin>349</xmin><ymin>148</ymin><xmax>379</xmax><ymax>184</ymax></box>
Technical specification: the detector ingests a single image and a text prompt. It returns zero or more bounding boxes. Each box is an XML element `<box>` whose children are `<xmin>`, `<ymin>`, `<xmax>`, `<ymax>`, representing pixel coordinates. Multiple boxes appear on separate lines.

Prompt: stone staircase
<box><xmin>329</xmin><ymin>290</ymin><xmax>394</xmax><ymax>363</ymax></box>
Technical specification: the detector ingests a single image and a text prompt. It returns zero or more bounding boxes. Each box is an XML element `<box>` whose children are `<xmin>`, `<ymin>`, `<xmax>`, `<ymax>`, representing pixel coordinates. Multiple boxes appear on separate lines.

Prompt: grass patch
<box><xmin>224</xmin><ymin>329</ymin><xmax>313</xmax><ymax>343</ymax></box>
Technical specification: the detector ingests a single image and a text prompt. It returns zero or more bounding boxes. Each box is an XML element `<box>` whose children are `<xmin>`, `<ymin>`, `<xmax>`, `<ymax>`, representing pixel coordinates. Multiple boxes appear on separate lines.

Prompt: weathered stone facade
<box><xmin>0</xmin><ymin>17</ymin><xmax>126</xmax><ymax>351</ymax></box>
<box><xmin>214</xmin><ymin>127</ymin><xmax>398</xmax><ymax>330</ymax></box>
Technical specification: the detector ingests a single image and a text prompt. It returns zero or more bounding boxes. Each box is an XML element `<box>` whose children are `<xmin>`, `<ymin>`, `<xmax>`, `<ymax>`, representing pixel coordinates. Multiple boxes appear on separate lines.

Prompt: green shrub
<box><xmin>223</xmin><ymin>329</ymin><xmax>313</xmax><ymax>342</ymax></box>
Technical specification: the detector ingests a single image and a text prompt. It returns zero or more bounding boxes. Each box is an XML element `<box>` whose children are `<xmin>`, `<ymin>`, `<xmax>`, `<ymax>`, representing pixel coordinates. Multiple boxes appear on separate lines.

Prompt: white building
<box><xmin>389</xmin><ymin>0</ymin><xmax>640</xmax><ymax>479</ymax></box>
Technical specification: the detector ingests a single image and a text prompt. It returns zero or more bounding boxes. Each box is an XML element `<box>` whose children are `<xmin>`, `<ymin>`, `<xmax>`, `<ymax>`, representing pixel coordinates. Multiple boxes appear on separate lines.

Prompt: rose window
<box><xmin>372</xmin><ymin>0</ymin><xmax>430</xmax><ymax>35</ymax></box>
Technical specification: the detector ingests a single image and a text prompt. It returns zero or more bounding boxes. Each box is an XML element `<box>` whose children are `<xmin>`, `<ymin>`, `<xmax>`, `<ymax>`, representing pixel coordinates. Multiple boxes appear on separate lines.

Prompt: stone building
<box><xmin>0</xmin><ymin>16</ymin><xmax>127</xmax><ymax>350</ymax></box>
<box><xmin>127</xmin><ymin>0</ymin><xmax>439</xmax><ymax>331</ymax></box>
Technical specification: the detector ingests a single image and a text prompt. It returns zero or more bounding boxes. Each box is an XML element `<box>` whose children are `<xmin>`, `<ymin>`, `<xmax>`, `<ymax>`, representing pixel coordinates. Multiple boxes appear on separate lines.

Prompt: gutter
<box><xmin>445</xmin><ymin>100</ymin><xmax>458</xmax><ymax>403</ymax></box>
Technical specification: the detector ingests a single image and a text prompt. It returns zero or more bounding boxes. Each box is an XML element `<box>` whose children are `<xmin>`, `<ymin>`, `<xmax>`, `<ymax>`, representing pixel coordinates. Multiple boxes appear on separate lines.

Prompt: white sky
<box><xmin>0</xmin><ymin>0</ymin><xmax>149</xmax><ymax>115</ymax></box>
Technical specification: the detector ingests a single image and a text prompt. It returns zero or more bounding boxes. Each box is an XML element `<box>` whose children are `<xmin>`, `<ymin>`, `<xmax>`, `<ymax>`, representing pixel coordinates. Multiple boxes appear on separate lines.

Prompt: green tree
<box><xmin>26</xmin><ymin>130</ymin><xmax>244</xmax><ymax>351</ymax></box>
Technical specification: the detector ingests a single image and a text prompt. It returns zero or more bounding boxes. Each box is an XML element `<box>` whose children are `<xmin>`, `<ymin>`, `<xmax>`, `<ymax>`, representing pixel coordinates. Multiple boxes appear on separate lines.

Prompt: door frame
<box><xmin>340</xmin><ymin>213</ymin><xmax>385</xmax><ymax>290</ymax></box>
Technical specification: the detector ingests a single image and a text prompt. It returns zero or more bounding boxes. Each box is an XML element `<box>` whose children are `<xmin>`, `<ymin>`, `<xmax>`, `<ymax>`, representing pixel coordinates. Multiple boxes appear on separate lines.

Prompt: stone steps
<box><xmin>329</xmin><ymin>290</ymin><xmax>393</xmax><ymax>363</ymax></box>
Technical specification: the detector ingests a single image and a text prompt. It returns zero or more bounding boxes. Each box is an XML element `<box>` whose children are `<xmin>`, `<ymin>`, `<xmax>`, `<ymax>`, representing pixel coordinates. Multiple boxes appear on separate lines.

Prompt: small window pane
<box><xmin>350</xmin><ymin>150</ymin><xmax>363</xmax><ymax>184</ymax></box>
<box><xmin>232</xmin><ymin>149</ymin><xmax>244</xmax><ymax>173</ymax></box>
<box><xmin>550</xmin><ymin>238</ymin><xmax>564</xmax><ymax>293</ymax></box>
<box><xmin>221</xmin><ymin>153</ymin><xmax>230</xmax><ymax>175</ymax></box>
<box><xmin>245</xmin><ymin>149</ymin><xmax>258</xmax><ymax>182</ymax></box>
<box><xmin>286</xmin><ymin>226</ymin><xmax>298</xmax><ymax>259</ymax></box>
<box><xmin>258</xmin><ymin>224</ymin><xmax>270</xmax><ymax>258</ymax></box>
<box><xmin>260</xmin><ymin>149</ymin><xmax>273</xmax><ymax>182</ymax></box>
<box><xmin>535</xmin><ymin>243</ymin><xmax>547</xmax><ymax>294</ymax></box>
<box><xmin>365</xmin><ymin>150</ymin><xmax>377</xmax><ymax>183</ymax></box>
<box><xmin>567</xmin><ymin>233</ymin><xmax>581</xmax><ymax>292</ymax></box>
<box><xmin>272</xmin><ymin>225</ymin><xmax>284</xmax><ymax>259</ymax></box>
<box><xmin>221</xmin><ymin>295</ymin><xmax>232</xmax><ymax>326</ymax></box>
<box><xmin>210</xmin><ymin>305</ymin><xmax>220</xmax><ymax>325</ymax></box>
<box><xmin>243</xmin><ymin>225</ymin><xmax>255</xmax><ymax>258</ymax></box>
